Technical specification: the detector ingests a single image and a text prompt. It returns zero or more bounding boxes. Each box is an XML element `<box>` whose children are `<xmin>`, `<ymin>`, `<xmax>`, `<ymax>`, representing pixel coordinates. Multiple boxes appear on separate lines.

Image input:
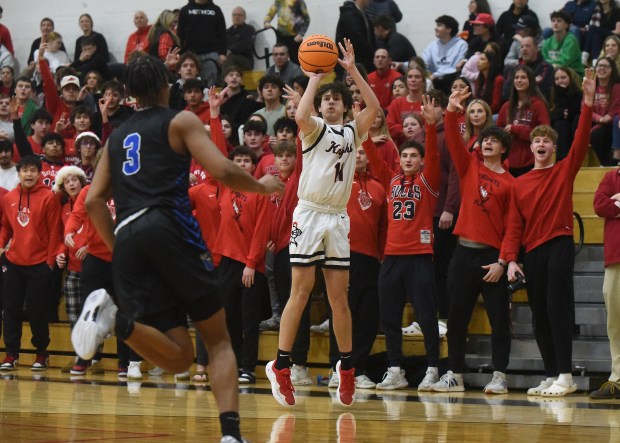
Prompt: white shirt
<box><xmin>0</xmin><ymin>165</ymin><xmax>19</xmax><ymax>191</ymax></box>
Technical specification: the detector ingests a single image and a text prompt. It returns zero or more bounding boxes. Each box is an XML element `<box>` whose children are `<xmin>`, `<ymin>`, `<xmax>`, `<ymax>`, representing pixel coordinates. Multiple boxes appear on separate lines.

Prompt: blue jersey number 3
<box><xmin>122</xmin><ymin>133</ymin><xmax>141</xmax><ymax>175</ymax></box>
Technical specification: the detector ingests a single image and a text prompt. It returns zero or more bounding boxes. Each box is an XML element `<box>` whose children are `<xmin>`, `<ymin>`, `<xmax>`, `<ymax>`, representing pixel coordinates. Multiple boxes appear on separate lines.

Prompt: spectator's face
<box><xmin>48</xmin><ymin>38</ymin><xmax>62</xmax><ymax>52</ymax></box>
<box><xmin>79</xmin><ymin>138</ymin><xmax>98</xmax><ymax>159</ymax></box>
<box><xmin>63</xmin><ymin>174</ymin><xmax>83</xmax><ymax>198</ymax></box>
<box><xmin>18</xmin><ymin>165</ymin><xmax>40</xmax><ymax>189</ymax></box>
<box><xmin>15</xmin><ymin>81</ymin><xmax>33</xmax><ymax>100</ymax></box>
<box><xmin>435</xmin><ymin>23</ymin><xmax>450</xmax><ymax>39</ymax></box>
<box><xmin>81</xmin><ymin>43</ymin><xmax>96</xmax><ymax>57</ymax></box>
<box><xmin>232</xmin><ymin>8</ymin><xmax>245</xmax><ymax>26</ymax></box>
<box><xmin>513</xmin><ymin>70</ymin><xmax>530</xmax><ymax>92</ymax></box>
<box><xmin>403</xmin><ymin>116</ymin><xmax>422</xmax><ymax>140</ymax></box>
<box><xmin>134</xmin><ymin>11</ymin><xmax>148</xmax><ymax>29</ymax></box>
<box><xmin>477</xmin><ymin>53</ymin><xmax>489</xmax><ymax>72</ymax></box>
<box><xmin>276</xmin><ymin>127</ymin><xmax>295</xmax><ymax>142</ymax></box>
<box><xmin>62</xmin><ymin>85</ymin><xmax>80</xmax><ymax>104</ymax></box>
<box><xmin>468</xmin><ymin>102</ymin><xmax>488</xmax><ymax>127</ymax></box>
<box><xmin>221</xmin><ymin>119</ymin><xmax>232</xmax><ymax>139</ymax></box>
<box><xmin>1</xmin><ymin>67</ymin><xmax>13</xmax><ymax>85</ymax></box>
<box><xmin>275</xmin><ymin>151</ymin><xmax>295</xmax><ymax>175</ymax></box>
<box><xmin>355</xmin><ymin>146</ymin><xmax>368</xmax><ymax>172</ymax></box>
<box><xmin>243</xmin><ymin>130</ymin><xmax>264</xmax><ymax>150</ymax></box>
<box><xmin>451</xmin><ymin>78</ymin><xmax>469</xmax><ymax>95</ymax></box>
<box><xmin>596</xmin><ymin>59</ymin><xmax>612</xmax><ymax>80</ymax></box>
<box><xmin>272</xmin><ymin>47</ymin><xmax>289</xmax><ymax>68</ymax></box>
<box><xmin>473</xmin><ymin>24</ymin><xmax>487</xmax><ymax>36</ymax></box>
<box><xmin>31</xmin><ymin>118</ymin><xmax>51</xmax><ymax>138</ymax></box>
<box><xmin>179</xmin><ymin>59</ymin><xmax>199</xmax><ymax>80</ymax></box>
<box><xmin>349</xmin><ymin>84</ymin><xmax>363</xmax><ymax>105</ymax></box>
<box><xmin>79</xmin><ymin>15</ymin><xmax>93</xmax><ymax>33</ymax></box>
<box><xmin>551</xmin><ymin>17</ymin><xmax>568</xmax><ymax>33</ymax></box>
<box><xmin>40</xmin><ymin>19</ymin><xmax>54</xmax><ymax>35</ymax></box>
<box><xmin>43</xmin><ymin>138</ymin><xmax>64</xmax><ymax>160</ymax></box>
<box><xmin>286</xmin><ymin>100</ymin><xmax>297</xmax><ymax>119</ymax></box>
<box><xmin>468</xmin><ymin>0</ymin><xmax>477</xmax><ymax>14</ymax></box>
<box><xmin>406</xmin><ymin>68</ymin><xmax>424</xmax><ymax>92</ymax></box>
<box><xmin>85</xmin><ymin>72</ymin><xmax>100</xmax><ymax>90</ymax></box>
<box><xmin>554</xmin><ymin>69</ymin><xmax>571</xmax><ymax>88</ymax></box>
<box><xmin>373</xmin><ymin>49</ymin><xmax>390</xmax><ymax>70</ymax></box>
<box><xmin>520</xmin><ymin>37</ymin><xmax>537</xmax><ymax>62</ymax></box>
<box><xmin>0</xmin><ymin>149</ymin><xmax>12</xmax><ymax>167</ymax></box>
<box><xmin>261</xmin><ymin>83</ymin><xmax>282</xmax><ymax>101</ymax></box>
<box><xmin>400</xmin><ymin>147</ymin><xmax>423</xmax><ymax>175</ymax></box>
<box><xmin>392</xmin><ymin>79</ymin><xmax>408</xmax><ymax>97</ymax></box>
<box><xmin>0</xmin><ymin>98</ymin><xmax>9</xmax><ymax>117</ymax></box>
<box><xmin>514</xmin><ymin>0</ymin><xmax>528</xmax><ymax>8</ymax></box>
<box><xmin>604</xmin><ymin>38</ymin><xmax>619</xmax><ymax>58</ymax></box>
<box><xmin>183</xmin><ymin>89</ymin><xmax>204</xmax><ymax>107</ymax></box>
<box><xmin>73</xmin><ymin>114</ymin><xmax>91</xmax><ymax>132</ymax></box>
<box><xmin>225</xmin><ymin>71</ymin><xmax>242</xmax><ymax>88</ymax></box>
<box><xmin>233</xmin><ymin>155</ymin><xmax>255</xmax><ymax>173</ymax></box>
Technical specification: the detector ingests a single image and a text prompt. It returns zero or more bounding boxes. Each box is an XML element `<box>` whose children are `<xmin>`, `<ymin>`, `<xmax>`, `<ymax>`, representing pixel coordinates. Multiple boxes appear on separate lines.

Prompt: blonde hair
<box><xmin>374</xmin><ymin>110</ymin><xmax>393</xmax><ymax>139</ymax></box>
<box><xmin>463</xmin><ymin>99</ymin><xmax>493</xmax><ymax>143</ymax></box>
<box><xmin>47</xmin><ymin>31</ymin><xmax>62</xmax><ymax>42</ymax></box>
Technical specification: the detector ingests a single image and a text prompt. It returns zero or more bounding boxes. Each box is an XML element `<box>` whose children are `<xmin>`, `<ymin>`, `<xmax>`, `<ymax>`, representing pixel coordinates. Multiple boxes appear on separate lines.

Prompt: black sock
<box><xmin>340</xmin><ymin>352</ymin><xmax>353</xmax><ymax>371</ymax></box>
<box><xmin>114</xmin><ymin>312</ymin><xmax>135</xmax><ymax>340</ymax></box>
<box><xmin>219</xmin><ymin>411</ymin><xmax>241</xmax><ymax>441</ymax></box>
<box><xmin>275</xmin><ymin>349</ymin><xmax>291</xmax><ymax>370</ymax></box>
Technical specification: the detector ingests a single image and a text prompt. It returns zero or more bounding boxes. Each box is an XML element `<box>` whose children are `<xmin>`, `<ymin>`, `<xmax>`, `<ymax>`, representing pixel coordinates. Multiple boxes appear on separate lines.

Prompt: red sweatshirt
<box><xmin>0</xmin><ymin>183</ymin><xmax>61</xmax><ymax>267</ymax></box>
<box><xmin>58</xmin><ymin>197</ymin><xmax>85</xmax><ymax>272</ymax></box>
<box><xmin>365</xmin><ymin>123</ymin><xmax>440</xmax><ymax>255</ymax></box>
<box><xmin>593</xmin><ymin>168</ymin><xmax>620</xmax><ymax>267</ymax></box>
<box><xmin>445</xmin><ymin>110</ymin><xmax>514</xmax><ymax>251</ymax></box>
<box><xmin>65</xmin><ymin>185</ymin><xmax>113</xmax><ymax>262</ymax></box>
<box><xmin>386</xmin><ymin>96</ymin><xmax>422</xmax><ymax>146</ymax></box>
<box><xmin>497</xmin><ymin>96</ymin><xmax>550</xmax><ymax>169</ymax></box>
<box><xmin>254</xmin><ymin>152</ymin><xmax>278</xmax><ymax>179</ymax></box>
<box><xmin>190</xmin><ymin>115</ymin><xmax>229</xmax><ymax>186</ymax></box>
<box><xmin>368</xmin><ymin>69</ymin><xmax>402</xmax><ymax>109</ymax></box>
<box><xmin>503</xmin><ymin>104</ymin><xmax>593</xmax><ymax>261</ymax></box>
<box><xmin>348</xmin><ymin>170</ymin><xmax>387</xmax><ymax>259</ymax></box>
<box><xmin>40</xmin><ymin>58</ymin><xmax>75</xmax><ymax>140</ymax></box>
<box><xmin>186</xmin><ymin>102</ymin><xmax>211</xmax><ymax>124</ymax></box>
<box><xmin>189</xmin><ymin>181</ymin><xmax>222</xmax><ymax>266</ymax></box>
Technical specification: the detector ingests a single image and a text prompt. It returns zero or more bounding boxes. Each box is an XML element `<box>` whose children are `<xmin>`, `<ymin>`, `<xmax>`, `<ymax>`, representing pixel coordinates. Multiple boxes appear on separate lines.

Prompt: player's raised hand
<box><xmin>447</xmin><ymin>86</ymin><xmax>471</xmax><ymax>112</ymax></box>
<box><xmin>337</xmin><ymin>38</ymin><xmax>356</xmax><ymax>72</ymax></box>
<box><xmin>420</xmin><ymin>95</ymin><xmax>437</xmax><ymax>125</ymax></box>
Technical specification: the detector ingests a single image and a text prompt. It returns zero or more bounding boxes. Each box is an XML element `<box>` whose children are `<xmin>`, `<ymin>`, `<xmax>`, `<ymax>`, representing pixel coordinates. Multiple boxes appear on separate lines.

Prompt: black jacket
<box><xmin>496</xmin><ymin>4</ymin><xmax>539</xmax><ymax>57</ymax></box>
<box><xmin>377</xmin><ymin>29</ymin><xmax>416</xmax><ymax>63</ymax></box>
<box><xmin>335</xmin><ymin>1</ymin><xmax>375</xmax><ymax>73</ymax></box>
<box><xmin>227</xmin><ymin>23</ymin><xmax>256</xmax><ymax>69</ymax></box>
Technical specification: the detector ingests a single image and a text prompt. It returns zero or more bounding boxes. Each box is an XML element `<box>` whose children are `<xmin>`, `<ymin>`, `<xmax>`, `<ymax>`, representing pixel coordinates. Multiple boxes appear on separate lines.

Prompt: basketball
<box><xmin>298</xmin><ymin>35</ymin><xmax>339</xmax><ymax>73</ymax></box>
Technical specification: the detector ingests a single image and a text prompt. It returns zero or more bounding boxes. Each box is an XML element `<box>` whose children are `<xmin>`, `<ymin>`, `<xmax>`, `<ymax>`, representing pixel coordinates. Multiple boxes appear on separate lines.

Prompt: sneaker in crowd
<box><xmin>31</xmin><ymin>353</ymin><xmax>49</xmax><ymax>371</ymax></box>
<box><xmin>484</xmin><ymin>371</ymin><xmax>508</xmax><ymax>394</ymax></box>
<box><xmin>437</xmin><ymin>320</ymin><xmax>448</xmax><ymax>337</ymax></box>
<box><xmin>175</xmin><ymin>370</ymin><xmax>191</xmax><ymax>381</ymax></box>
<box><xmin>527</xmin><ymin>379</ymin><xmax>554</xmax><ymax>396</ymax></box>
<box><xmin>259</xmin><ymin>315</ymin><xmax>281</xmax><ymax>332</ymax></box>
<box><xmin>127</xmin><ymin>361</ymin><xmax>142</xmax><ymax>380</ymax></box>
<box><xmin>336</xmin><ymin>361</ymin><xmax>355</xmax><ymax>406</ymax></box>
<box><xmin>71</xmin><ymin>289</ymin><xmax>118</xmax><ymax>360</ymax></box>
<box><xmin>328</xmin><ymin>368</ymin><xmax>340</xmax><ymax>388</ymax></box>
<box><xmin>417</xmin><ymin>367</ymin><xmax>439</xmax><ymax>391</ymax></box>
<box><xmin>148</xmin><ymin>366</ymin><xmax>165</xmax><ymax>376</ymax></box>
<box><xmin>590</xmin><ymin>381</ymin><xmax>620</xmax><ymax>400</ymax></box>
<box><xmin>430</xmin><ymin>370</ymin><xmax>464</xmax><ymax>392</ymax></box>
<box><xmin>376</xmin><ymin>367</ymin><xmax>408</xmax><ymax>390</ymax></box>
<box><xmin>266</xmin><ymin>360</ymin><xmax>295</xmax><ymax>406</ymax></box>
<box><xmin>0</xmin><ymin>354</ymin><xmax>19</xmax><ymax>371</ymax></box>
<box><xmin>90</xmin><ymin>360</ymin><xmax>105</xmax><ymax>374</ymax></box>
<box><xmin>290</xmin><ymin>364</ymin><xmax>313</xmax><ymax>386</ymax></box>
<box><xmin>118</xmin><ymin>366</ymin><xmax>128</xmax><ymax>378</ymax></box>
<box><xmin>310</xmin><ymin>319</ymin><xmax>330</xmax><ymax>334</ymax></box>
<box><xmin>70</xmin><ymin>358</ymin><xmax>91</xmax><ymax>376</ymax></box>
<box><xmin>355</xmin><ymin>374</ymin><xmax>376</xmax><ymax>389</ymax></box>
<box><xmin>238</xmin><ymin>370</ymin><xmax>256</xmax><ymax>384</ymax></box>
<box><xmin>401</xmin><ymin>322</ymin><xmax>423</xmax><ymax>336</ymax></box>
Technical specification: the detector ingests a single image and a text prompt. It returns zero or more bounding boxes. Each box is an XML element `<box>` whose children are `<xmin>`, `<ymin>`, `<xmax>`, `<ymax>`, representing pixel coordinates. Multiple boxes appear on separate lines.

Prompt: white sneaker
<box><xmin>527</xmin><ymin>379</ymin><xmax>555</xmax><ymax>396</ymax></box>
<box><xmin>402</xmin><ymin>322</ymin><xmax>423</xmax><ymax>336</ymax></box>
<box><xmin>127</xmin><ymin>361</ymin><xmax>142</xmax><ymax>380</ymax></box>
<box><xmin>148</xmin><ymin>366</ymin><xmax>164</xmax><ymax>376</ymax></box>
<box><xmin>430</xmin><ymin>371</ymin><xmax>464</xmax><ymax>392</ymax></box>
<box><xmin>71</xmin><ymin>289</ymin><xmax>118</xmax><ymax>360</ymax></box>
<box><xmin>355</xmin><ymin>374</ymin><xmax>376</xmax><ymax>389</ymax></box>
<box><xmin>484</xmin><ymin>371</ymin><xmax>508</xmax><ymax>394</ymax></box>
<box><xmin>175</xmin><ymin>370</ymin><xmax>191</xmax><ymax>381</ymax></box>
<box><xmin>376</xmin><ymin>367</ymin><xmax>408</xmax><ymax>390</ymax></box>
<box><xmin>310</xmin><ymin>319</ymin><xmax>330</xmax><ymax>334</ymax></box>
<box><xmin>328</xmin><ymin>368</ymin><xmax>340</xmax><ymax>388</ymax></box>
<box><xmin>418</xmin><ymin>367</ymin><xmax>439</xmax><ymax>391</ymax></box>
<box><xmin>437</xmin><ymin>320</ymin><xmax>448</xmax><ymax>337</ymax></box>
<box><xmin>290</xmin><ymin>364</ymin><xmax>313</xmax><ymax>386</ymax></box>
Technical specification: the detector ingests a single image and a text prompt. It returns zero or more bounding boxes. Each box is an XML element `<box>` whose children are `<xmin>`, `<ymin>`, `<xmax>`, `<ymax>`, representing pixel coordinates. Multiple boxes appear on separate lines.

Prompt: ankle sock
<box><xmin>340</xmin><ymin>352</ymin><xmax>353</xmax><ymax>371</ymax></box>
<box><xmin>114</xmin><ymin>312</ymin><xmax>135</xmax><ymax>340</ymax></box>
<box><xmin>275</xmin><ymin>349</ymin><xmax>291</xmax><ymax>370</ymax></box>
<box><xmin>219</xmin><ymin>411</ymin><xmax>241</xmax><ymax>442</ymax></box>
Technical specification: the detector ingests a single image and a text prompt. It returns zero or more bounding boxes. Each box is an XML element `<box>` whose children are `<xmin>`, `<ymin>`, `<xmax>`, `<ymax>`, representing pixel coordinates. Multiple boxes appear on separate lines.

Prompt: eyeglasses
<box><xmin>80</xmin><ymin>140</ymin><xmax>98</xmax><ymax>147</ymax></box>
<box><xmin>597</xmin><ymin>64</ymin><xmax>611</xmax><ymax>69</ymax></box>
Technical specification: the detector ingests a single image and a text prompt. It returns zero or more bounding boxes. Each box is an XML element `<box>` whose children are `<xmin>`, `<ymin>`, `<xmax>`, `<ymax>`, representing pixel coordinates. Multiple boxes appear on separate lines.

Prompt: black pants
<box><xmin>553</xmin><ymin>116</ymin><xmax>579</xmax><ymax>161</ymax></box>
<box><xmin>591</xmin><ymin>123</ymin><xmax>614</xmax><ymax>166</ymax></box>
<box><xmin>379</xmin><ymin>255</ymin><xmax>439</xmax><ymax>367</ymax></box>
<box><xmin>523</xmin><ymin>236</ymin><xmax>575</xmax><ymax>376</ymax></box>
<box><xmin>2</xmin><ymin>260</ymin><xmax>52</xmax><ymax>355</ymax></box>
<box><xmin>218</xmin><ymin>256</ymin><xmax>268</xmax><ymax>372</ymax></box>
<box><xmin>274</xmin><ymin>248</ymin><xmax>311</xmax><ymax>365</ymax></box>
<box><xmin>328</xmin><ymin>252</ymin><xmax>381</xmax><ymax>375</ymax></box>
<box><xmin>81</xmin><ymin>254</ymin><xmax>138</xmax><ymax>365</ymax></box>
<box><xmin>446</xmin><ymin>244</ymin><xmax>511</xmax><ymax>373</ymax></box>
<box><xmin>433</xmin><ymin>215</ymin><xmax>458</xmax><ymax>319</ymax></box>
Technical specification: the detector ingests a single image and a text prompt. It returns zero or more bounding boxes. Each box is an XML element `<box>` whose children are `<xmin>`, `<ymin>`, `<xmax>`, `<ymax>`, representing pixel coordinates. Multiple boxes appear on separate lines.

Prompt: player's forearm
<box><xmin>295</xmin><ymin>75</ymin><xmax>321</xmax><ymax>125</ymax></box>
<box><xmin>350</xmin><ymin>67</ymin><xmax>380</xmax><ymax>113</ymax></box>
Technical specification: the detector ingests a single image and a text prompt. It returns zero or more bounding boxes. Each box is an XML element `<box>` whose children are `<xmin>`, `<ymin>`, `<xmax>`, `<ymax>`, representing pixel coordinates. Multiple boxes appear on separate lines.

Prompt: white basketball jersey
<box><xmin>298</xmin><ymin>116</ymin><xmax>366</xmax><ymax>209</ymax></box>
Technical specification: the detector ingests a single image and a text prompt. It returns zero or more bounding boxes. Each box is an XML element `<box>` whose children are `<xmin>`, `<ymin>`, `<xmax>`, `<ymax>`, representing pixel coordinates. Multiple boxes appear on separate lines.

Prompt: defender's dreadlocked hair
<box><xmin>124</xmin><ymin>55</ymin><xmax>169</xmax><ymax>106</ymax></box>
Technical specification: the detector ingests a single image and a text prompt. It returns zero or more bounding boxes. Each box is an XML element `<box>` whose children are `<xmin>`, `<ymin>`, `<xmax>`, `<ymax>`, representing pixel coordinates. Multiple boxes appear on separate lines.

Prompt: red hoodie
<box><xmin>0</xmin><ymin>183</ymin><xmax>62</xmax><ymax>267</ymax></box>
<box><xmin>40</xmin><ymin>58</ymin><xmax>75</xmax><ymax>140</ymax></box>
<box><xmin>348</xmin><ymin>170</ymin><xmax>387</xmax><ymax>260</ymax></box>
<box><xmin>58</xmin><ymin>197</ymin><xmax>86</xmax><ymax>272</ymax></box>
<box><xmin>189</xmin><ymin>181</ymin><xmax>222</xmax><ymax>266</ymax></box>
<box><xmin>593</xmin><ymin>168</ymin><xmax>620</xmax><ymax>267</ymax></box>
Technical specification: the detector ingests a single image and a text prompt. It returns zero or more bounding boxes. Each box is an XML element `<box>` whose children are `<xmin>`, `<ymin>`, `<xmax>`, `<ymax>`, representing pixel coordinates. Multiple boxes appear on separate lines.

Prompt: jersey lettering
<box><xmin>122</xmin><ymin>133</ymin><xmax>142</xmax><ymax>176</ymax></box>
<box><xmin>334</xmin><ymin>162</ymin><xmax>344</xmax><ymax>182</ymax></box>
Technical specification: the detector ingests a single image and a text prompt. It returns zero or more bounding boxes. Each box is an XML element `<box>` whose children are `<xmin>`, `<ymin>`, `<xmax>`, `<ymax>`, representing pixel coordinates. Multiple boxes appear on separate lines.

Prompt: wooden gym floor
<box><xmin>0</xmin><ymin>368</ymin><xmax>619</xmax><ymax>442</ymax></box>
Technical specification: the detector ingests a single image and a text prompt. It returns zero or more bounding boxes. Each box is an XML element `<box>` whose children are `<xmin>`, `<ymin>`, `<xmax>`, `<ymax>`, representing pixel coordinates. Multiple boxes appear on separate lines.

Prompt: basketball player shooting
<box><xmin>266</xmin><ymin>38</ymin><xmax>381</xmax><ymax>407</ymax></box>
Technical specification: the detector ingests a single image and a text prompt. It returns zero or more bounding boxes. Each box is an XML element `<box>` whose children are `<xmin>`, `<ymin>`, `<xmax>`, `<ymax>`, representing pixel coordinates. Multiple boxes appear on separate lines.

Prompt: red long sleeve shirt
<box><xmin>368</xmin><ymin>69</ymin><xmax>403</xmax><ymax>110</ymax></box>
<box><xmin>189</xmin><ymin>181</ymin><xmax>222</xmax><ymax>266</ymax></box>
<box><xmin>58</xmin><ymin>197</ymin><xmax>85</xmax><ymax>272</ymax></box>
<box><xmin>497</xmin><ymin>96</ymin><xmax>550</xmax><ymax>169</ymax></box>
<box><xmin>445</xmin><ymin>110</ymin><xmax>514</xmax><ymax>250</ymax></box>
<box><xmin>365</xmin><ymin>124</ymin><xmax>440</xmax><ymax>256</ymax></box>
<box><xmin>347</xmin><ymin>171</ymin><xmax>387</xmax><ymax>260</ymax></box>
<box><xmin>593</xmin><ymin>168</ymin><xmax>620</xmax><ymax>267</ymax></box>
<box><xmin>40</xmin><ymin>58</ymin><xmax>75</xmax><ymax>140</ymax></box>
<box><xmin>65</xmin><ymin>185</ymin><xmax>113</xmax><ymax>262</ymax></box>
<box><xmin>386</xmin><ymin>96</ymin><xmax>422</xmax><ymax>146</ymax></box>
<box><xmin>0</xmin><ymin>183</ymin><xmax>62</xmax><ymax>267</ymax></box>
<box><xmin>502</xmin><ymin>104</ymin><xmax>593</xmax><ymax>261</ymax></box>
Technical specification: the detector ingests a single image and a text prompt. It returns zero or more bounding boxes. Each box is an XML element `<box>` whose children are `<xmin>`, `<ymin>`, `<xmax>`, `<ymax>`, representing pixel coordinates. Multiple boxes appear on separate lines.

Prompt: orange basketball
<box><xmin>298</xmin><ymin>35</ymin><xmax>339</xmax><ymax>73</ymax></box>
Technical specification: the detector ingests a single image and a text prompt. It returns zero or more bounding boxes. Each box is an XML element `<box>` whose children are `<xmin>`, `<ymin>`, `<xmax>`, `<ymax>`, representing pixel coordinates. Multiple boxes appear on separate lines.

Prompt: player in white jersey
<box><xmin>266</xmin><ymin>38</ymin><xmax>381</xmax><ymax>407</ymax></box>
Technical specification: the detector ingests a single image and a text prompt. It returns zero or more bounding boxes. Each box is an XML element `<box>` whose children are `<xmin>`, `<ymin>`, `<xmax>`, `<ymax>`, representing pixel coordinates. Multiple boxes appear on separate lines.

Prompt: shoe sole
<box><xmin>72</xmin><ymin>290</ymin><xmax>110</xmax><ymax>360</ymax></box>
<box><xmin>430</xmin><ymin>386</ymin><xmax>465</xmax><ymax>392</ymax></box>
<box><xmin>266</xmin><ymin>361</ymin><xmax>295</xmax><ymax>406</ymax></box>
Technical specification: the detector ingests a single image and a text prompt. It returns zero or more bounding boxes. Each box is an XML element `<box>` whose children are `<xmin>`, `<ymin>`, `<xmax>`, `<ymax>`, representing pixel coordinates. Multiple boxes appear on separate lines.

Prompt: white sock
<box><xmin>389</xmin><ymin>366</ymin><xmax>401</xmax><ymax>372</ymax></box>
<box><xmin>545</xmin><ymin>377</ymin><xmax>556</xmax><ymax>384</ymax></box>
<box><xmin>427</xmin><ymin>367</ymin><xmax>438</xmax><ymax>374</ymax></box>
<box><xmin>557</xmin><ymin>373</ymin><xmax>573</xmax><ymax>386</ymax></box>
